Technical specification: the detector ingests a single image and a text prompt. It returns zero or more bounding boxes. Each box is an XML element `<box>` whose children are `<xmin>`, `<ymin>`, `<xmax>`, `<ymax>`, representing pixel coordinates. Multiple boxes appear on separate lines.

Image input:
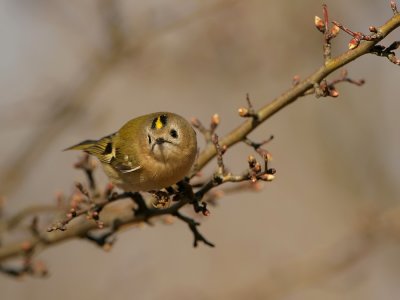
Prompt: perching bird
<box><xmin>66</xmin><ymin>112</ymin><xmax>197</xmax><ymax>192</ymax></box>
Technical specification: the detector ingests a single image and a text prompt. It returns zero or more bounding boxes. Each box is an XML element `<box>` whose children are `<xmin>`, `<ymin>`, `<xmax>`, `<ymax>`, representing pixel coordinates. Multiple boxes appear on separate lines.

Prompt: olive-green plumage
<box><xmin>66</xmin><ymin>112</ymin><xmax>197</xmax><ymax>192</ymax></box>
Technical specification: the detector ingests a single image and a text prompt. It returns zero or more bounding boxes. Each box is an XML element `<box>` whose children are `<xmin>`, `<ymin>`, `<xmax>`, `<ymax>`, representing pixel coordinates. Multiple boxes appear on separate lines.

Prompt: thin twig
<box><xmin>193</xmin><ymin>9</ymin><xmax>400</xmax><ymax>173</ymax></box>
<box><xmin>0</xmin><ymin>3</ymin><xmax>399</xmax><ymax>271</ymax></box>
<box><xmin>173</xmin><ymin>211</ymin><xmax>215</xmax><ymax>247</ymax></box>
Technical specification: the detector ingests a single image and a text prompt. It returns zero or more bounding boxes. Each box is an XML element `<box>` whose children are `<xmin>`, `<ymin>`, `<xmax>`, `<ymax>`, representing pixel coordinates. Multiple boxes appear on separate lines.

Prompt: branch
<box><xmin>0</xmin><ymin>192</ymin><xmax>189</xmax><ymax>262</ymax></box>
<box><xmin>193</xmin><ymin>9</ymin><xmax>400</xmax><ymax>173</ymax></box>
<box><xmin>1</xmin><ymin>3</ymin><xmax>400</xmax><ymax>277</ymax></box>
<box><xmin>173</xmin><ymin>211</ymin><xmax>215</xmax><ymax>247</ymax></box>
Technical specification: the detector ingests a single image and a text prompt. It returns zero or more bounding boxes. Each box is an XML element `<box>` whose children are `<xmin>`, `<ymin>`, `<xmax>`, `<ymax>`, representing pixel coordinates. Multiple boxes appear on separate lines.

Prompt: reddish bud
<box><xmin>211</xmin><ymin>114</ymin><xmax>220</xmax><ymax>126</ymax></box>
<box><xmin>202</xmin><ymin>209</ymin><xmax>211</xmax><ymax>216</ymax></box>
<box><xmin>253</xmin><ymin>162</ymin><xmax>262</xmax><ymax>173</ymax></box>
<box><xmin>70</xmin><ymin>193</ymin><xmax>84</xmax><ymax>208</ymax></box>
<box><xmin>348</xmin><ymin>38</ymin><xmax>360</xmax><ymax>50</ymax></box>
<box><xmin>238</xmin><ymin>107</ymin><xmax>249</xmax><ymax>117</ymax></box>
<box><xmin>292</xmin><ymin>75</ymin><xmax>300</xmax><ymax>86</ymax></box>
<box><xmin>263</xmin><ymin>152</ymin><xmax>272</xmax><ymax>162</ymax></box>
<box><xmin>391</xmin><ymin>1</ymin><xmax>399</xmax><ymax>14</ymax></box>
<box><xmin>221</xmin><ymin>144</ymin><xmax>228</xmax><ymax>154</ymax></box>
<box><xmin>329</xmin><ymin>88</ymin><xmax>339</xmax><ymax>97</ymax></box>
<box><xmin>314</xmin><ymin>16</ymin><xmax>325</xmax><ymax>32</ymax></box>
<box><xmin>191</xmin><ymin>117</ymin><xmax>201</xmax><ymax>128</ymax></box>
<box><xmin>369</xmin><ymin>26</ymin><xmax>378</xmax><ymax>33</ymax></box>
<box><xmin>330</xmin><ymin>24</ymin><xmax>340</xmax><ymax>37</ymax></box>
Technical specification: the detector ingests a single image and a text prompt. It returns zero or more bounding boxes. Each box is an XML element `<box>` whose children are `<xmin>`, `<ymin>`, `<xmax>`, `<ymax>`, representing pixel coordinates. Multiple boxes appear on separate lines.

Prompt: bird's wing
<box><xmin>112</xmin><ymin>161</ymin><xmax>141</xmax><ymax>173</ymax></box>
<box><xmin>67</xmin><ymin>133</ymin><xmax>141</xmax><ymax>173</ymax></box>
<box><xmin>109</xmin><ymin>138</ymin><xmax>142</xmax><ymax>173</ymax></box>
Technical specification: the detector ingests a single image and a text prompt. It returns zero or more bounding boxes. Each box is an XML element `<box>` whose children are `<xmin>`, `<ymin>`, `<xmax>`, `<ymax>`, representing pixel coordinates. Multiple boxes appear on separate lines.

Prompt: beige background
<box><xmin>1</xmin><ymin>0</ymin><xmax>400</xmax><ymax>299</ymax></box>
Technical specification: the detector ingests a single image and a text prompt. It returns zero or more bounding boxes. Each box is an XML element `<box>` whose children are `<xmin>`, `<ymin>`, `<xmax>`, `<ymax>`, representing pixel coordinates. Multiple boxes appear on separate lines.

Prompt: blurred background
<box><xmin>1</xmin><ymin>0</ymin><xmax>400</xmax><ymax>299</ymax></box>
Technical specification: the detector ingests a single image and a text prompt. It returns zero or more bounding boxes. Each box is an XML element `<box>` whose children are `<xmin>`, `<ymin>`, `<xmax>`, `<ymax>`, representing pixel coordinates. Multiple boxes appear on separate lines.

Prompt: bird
<box><xmin>65</xmin><ymin>112</ymin><xmax>197</xmax><ymax>192</ymax></box>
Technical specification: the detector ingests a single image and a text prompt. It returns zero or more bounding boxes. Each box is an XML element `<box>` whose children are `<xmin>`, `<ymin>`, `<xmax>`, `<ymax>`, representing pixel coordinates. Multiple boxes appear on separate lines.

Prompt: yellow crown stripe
<box><xmin>155</xmin><ymin>117</ymin><xmax>163</xmax><ymax>129</ymax></box>
<box><xmin>151</xmin><ymin>114</ymin><xmax>168</xmax><ymax>130</ymax></box>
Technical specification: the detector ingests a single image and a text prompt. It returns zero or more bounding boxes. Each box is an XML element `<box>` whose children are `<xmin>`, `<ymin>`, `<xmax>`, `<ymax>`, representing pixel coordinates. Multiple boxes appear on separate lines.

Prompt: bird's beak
<box><xmin>152</xmin><ymin>137</ymin><xmax>165</xmax><ymax>152</ymax></box>
<box><xmin>156</xmin><ymin>137</ymin><xmax>165</xmax><ymax>145</ymax></box>
<box><xmin>151</xmin><ymin>137</ymin><xmax>173</xmax><ymax>152</ymax></box>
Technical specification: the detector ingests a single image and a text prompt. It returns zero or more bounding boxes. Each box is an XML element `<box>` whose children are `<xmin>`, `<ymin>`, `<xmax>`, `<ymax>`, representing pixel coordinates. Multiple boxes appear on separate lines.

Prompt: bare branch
<box><xmin>0</xmin><ymin>3</ymin><xmax>400</xmax><ymax>278</ymax></box>
<box><xmin>173</xmin><ymin>211</ymin><xmax>215</xmax><ymax>247</ymax></box>
<box><xmin>193</xmin><ymin>8</ymin><xmax>400</xmax><ymax>172</ymax></box>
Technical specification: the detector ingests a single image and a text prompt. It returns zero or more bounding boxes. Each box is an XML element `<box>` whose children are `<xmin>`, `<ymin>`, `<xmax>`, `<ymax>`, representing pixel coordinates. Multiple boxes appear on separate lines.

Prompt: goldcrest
<box><xmin>66</xmin><ymin>112</ymin><xmax>197</xmax><ymax>192</ymax></box>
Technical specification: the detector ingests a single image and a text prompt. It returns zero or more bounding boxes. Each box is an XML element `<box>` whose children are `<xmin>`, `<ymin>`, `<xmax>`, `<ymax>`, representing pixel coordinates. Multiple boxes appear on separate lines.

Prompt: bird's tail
<box><xmin>64</xmin><ymin>133</ymin><xmax>115</xmax><ymax>164</ymax></box>
<box><xmin>64</xmin><ymin>140</ymin><xmax>99</xmax><ymax>152</ymax></box>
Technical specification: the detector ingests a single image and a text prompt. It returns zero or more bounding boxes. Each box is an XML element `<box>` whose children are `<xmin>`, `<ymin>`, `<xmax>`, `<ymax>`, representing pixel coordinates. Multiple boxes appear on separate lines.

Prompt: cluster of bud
<box><xmin>247</xmin><ymin>155</ymin><xmax>275</xmax><ymax>182</ymax></box>
<box><xmin>314</xmin><ymin>15</ymin><xmax>339</xmax><ymax>38</ymax></box>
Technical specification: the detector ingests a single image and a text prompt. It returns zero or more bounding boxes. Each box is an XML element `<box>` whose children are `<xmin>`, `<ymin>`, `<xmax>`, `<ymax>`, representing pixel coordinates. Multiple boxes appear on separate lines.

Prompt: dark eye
<box><xmin>148</xmin><ymin>134</ymin><xmax>152</xmax><ymax>144</ymax></box>
<box><xmin>170</xmin><ymin>129</ymin><xmax>178</xmax><ymax>138</ymax></box>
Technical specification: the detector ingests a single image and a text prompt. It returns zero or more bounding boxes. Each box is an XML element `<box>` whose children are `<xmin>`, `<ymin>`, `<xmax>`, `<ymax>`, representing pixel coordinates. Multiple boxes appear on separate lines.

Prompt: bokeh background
<box><xmin>1</xmin><ymin>0</ymin><xmax>400</xmax><ymax>299</ymax></box>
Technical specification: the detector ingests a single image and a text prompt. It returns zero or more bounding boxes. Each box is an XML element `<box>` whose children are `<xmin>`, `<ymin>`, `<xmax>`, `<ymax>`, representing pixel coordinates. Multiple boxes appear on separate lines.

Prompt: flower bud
<box><xmin>253</xmin><ymin>162</ymin><xmax>262</xmax><ymax>173</ymax></box>
<box><xmin>211</xmin><ymin>114</ymin><xmax>220</xmax><ymax>126</ymax></box>
<box><xmin>260</xmin><ymin>174</ymin><xmax>275</xmax><ymax>181</ymax></box>
<box><xmin>391</xmin><ymin>1</ymin><xmax>398</xmax><ymax>14</ymax></box>
<box><xmin>314</xmin><ymin>16</ymin><xmax>325</xmax><ymax>32</ymax></box>
<box><xmin>330</xmin><ymin>24</ymin><xmax>340</xmax><ymax>37</ymax></box>
<box><xmin>369</xmin><ymin>26</ymin><xmax>377</xmax><ymax>33</ymax></box>
<box><xmin>348</xmin><ymin>38</ymin><xmax>360</xmax><ymax>50</ymax></box>
<box><xmin>329</xmin><ymin>88</ymin><xmax>339</xmax><ymax>97</ymax></box>
<box><xmin>238</xmin><ymin>107</ymin><xmax>249</xmax><ymax>117</ymax></box>
<box><xmin>248</xmin><ymin>155</ymin><xmax>257</xmax><ymax>168</ymax></box>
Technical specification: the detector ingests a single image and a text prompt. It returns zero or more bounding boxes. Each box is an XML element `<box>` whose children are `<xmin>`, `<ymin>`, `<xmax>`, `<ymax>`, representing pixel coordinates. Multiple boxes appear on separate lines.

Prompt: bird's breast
<box><xmin>101</xmin><ymin>155</ymin><xmax>192</xmax><ymax>192</ymax></box>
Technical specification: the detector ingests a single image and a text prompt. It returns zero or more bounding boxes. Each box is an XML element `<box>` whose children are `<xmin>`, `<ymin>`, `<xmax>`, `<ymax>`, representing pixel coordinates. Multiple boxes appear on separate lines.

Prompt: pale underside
<box><xmin>101</xmin><ymin>155</ymin><xmax>191</xmax><ymax>192</ymax></box>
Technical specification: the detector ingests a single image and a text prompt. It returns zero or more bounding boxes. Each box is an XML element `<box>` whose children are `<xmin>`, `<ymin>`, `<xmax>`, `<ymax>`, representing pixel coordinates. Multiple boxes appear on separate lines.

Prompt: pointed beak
<box><xmin>152</xmin><ymin>137</ymin><xmax>166</xmax><ymax>152</ymax></box>
<box><xmin>156</xmin><ymin>137</ymin><xmax>165</xmax><ymax>145</ymax></box>
<box><xmin>151</xmin><ymin>137</ymin><xmax>173</xmax><ymax>152</ymax></box>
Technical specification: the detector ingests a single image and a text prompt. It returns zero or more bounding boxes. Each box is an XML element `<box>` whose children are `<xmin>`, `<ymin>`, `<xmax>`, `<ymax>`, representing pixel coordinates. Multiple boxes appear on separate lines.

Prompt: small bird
<box><xmin>66</xmin><ymin>112</ymin><xmax>197</xmax><ymax>192</ymax></box>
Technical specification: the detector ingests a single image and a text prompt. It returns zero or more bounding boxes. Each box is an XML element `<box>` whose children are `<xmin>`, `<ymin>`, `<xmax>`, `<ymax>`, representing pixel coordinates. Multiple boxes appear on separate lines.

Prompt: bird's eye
<box><xmin>170</xmin><ymin>129</ymin><xmax>178</xmax><ymax>138</ymax></box>
<box><xmin>148</xmin><ymin>134</ymin><xmax>152</xmax><ymax>144</ymax></box>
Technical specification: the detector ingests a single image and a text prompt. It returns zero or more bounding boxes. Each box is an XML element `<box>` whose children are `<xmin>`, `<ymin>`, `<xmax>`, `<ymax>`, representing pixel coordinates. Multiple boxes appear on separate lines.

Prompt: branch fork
<box><xmin>1</xmin><ymin>1</ymin><xmax>400</xmax><ymax>278</ymax></box>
